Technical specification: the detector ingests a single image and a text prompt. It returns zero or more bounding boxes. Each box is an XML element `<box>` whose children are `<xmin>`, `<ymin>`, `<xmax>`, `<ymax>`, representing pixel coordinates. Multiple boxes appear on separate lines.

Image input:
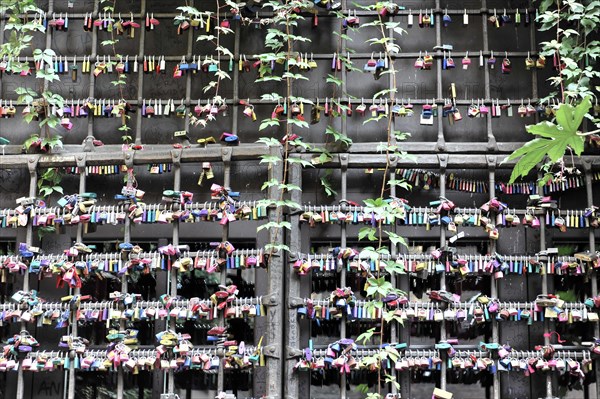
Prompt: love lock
<box><xmin>502</xmin><ymin>56</ymin><xmax>512</xmax><ymax>74</ymax></box>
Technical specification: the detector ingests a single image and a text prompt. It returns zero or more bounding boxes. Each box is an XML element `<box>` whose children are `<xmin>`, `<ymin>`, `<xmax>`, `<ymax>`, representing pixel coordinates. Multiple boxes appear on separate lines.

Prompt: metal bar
<box><xmin>134</xmin><ymin>0</ymin><xmax>146</xmax><ymax>145</ymax></box>
<box><xmin>435</xmin><ymin>0</ymin><xmax>444</xmax><ymax>151</ymax></box>
<box><xmin>265</xmin><ymin>145</ymin><xmax>284</xmax><ymax>398</ymax></box>
<box><xmin>438</xmin><ymin>152</ymin><xmax>447</xmax><ymax>392</ymax></box>
<box><xmin>7</xmin><ymin>146</ymin><xmax>600</xmax><ymax>170</ymax></box>
<box><xmin>481</xmin><ymin>0</ymin><xmax>495</xmax><ymax>151</ymax></box>
<box><xmin>86</xmin><ymin>0</ymin><xmax>100</xmax><ymax>142</ymax></box>
<box><xmin>488</xmin><ymin>157</ymin><xmax>499</xmax><ymax>399</ymax></box>
<box><xmin>15</xmin><ymin>160</ymin><xmax>38</xmax><ymax>399</ymax></box>
<box><xmin>0</xmin><ymin>8</ymin><xmax>542</xmax><ymax>19</ymax></box>
<box><xmin>340</xmin><ymin>154</ymin><xmax>348</xmax><ymax>399</ymax></box>
<box><xmin>0</xmin><ymin>96</ymin><xmax>547</xmax><ymax>106</ymax></box>
<box><xmin>167</xmin><ymin>149</ymin><xmax>182</xmax><ymax>395</ymax></box>
<box><xmin>583</xmin><ymin>160</ymin><xmax>600</xmax><ymax>399</ymax></box>
<box><xmin>217</xmin><ymin>150</ymin><xmax>232</xmax><ymax>394</ymax></box>
<box><xmin>285</xmin><ymin>162</ymin><xmax>302</xmax><ymax>399</ymax></box>
<box><xmin>231</xmin><ymin>5</ymin><xmax>241</xmax><ymax>137</ymax></box>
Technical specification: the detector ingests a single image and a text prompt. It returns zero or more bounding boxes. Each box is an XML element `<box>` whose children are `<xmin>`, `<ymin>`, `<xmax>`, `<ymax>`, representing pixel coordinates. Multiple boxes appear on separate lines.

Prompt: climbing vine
<box><xmin>505</xmin><ymin>0</ymin><xmax>600</xmax><ymax>184</ymax></box>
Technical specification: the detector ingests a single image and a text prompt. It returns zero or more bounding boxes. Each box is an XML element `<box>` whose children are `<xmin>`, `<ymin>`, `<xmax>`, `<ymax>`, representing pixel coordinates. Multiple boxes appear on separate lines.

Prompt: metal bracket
<box><xmin>123</xmin><ymin>151</ymin><xmax>135</xmax><ymax>169</ymax></box>
<box><xmin>27</xmin><ymin>156</ymin><xmax>39</xmax><ymax>176</ymax></box>
<box><xmin>486</xmin><ymin>155</ymin><xmax>497</xmax><ymax>170</ymax></box>
<box><xmin>288</xmin><ymin>296</ymin><xmax>304</xmax><ymax>308</ymax></box>
<box><xmin>262</xmin><ymin>344</ymin><xmax>280</xmax><ymax>359</ymax></box>
<box><xmin>582</xmin><ymin>158</ymin><xmax>592</xmax><ymax>173</ymax></box>
<box><xmin>75</xmin><ymin>154</ymin><xmax>87</xmax><ymax>170</ymax></box>
<box><xmin>388</xmin><ymin>154</ymin><xmax>399</xmax><ymax>168</ymax></box>
<box><xmin>437</xmin><ymin>154</ymin><xmax>448</xmax><ymax>172</ymax></box>
<box><xmin>286</xmin><ymin>346</ymin><xmax>304</xmax><ymax>359</ymax></box>
<box><xmin>221</xmin><ymin>147</ymin><xmax>233</xmax><ymax>163</ymax></box>
<box><xmin>81</xmin><ymin>136</ymin><xmax>95</xmax><ymax>152</ymax></box>
<box><xmin>261</xmin><ymin>293</ymin><xmax>279</xmax><ymax>307</ymax></box>
<box><xmin>170</xmin><ymin>149</ymin><xmax>182</xmax><ymax>166</ymax></box>
<box><xmin>339</xmin><ymin>153</ymin><xmax>349</xmax><ymax>173</ymax></box>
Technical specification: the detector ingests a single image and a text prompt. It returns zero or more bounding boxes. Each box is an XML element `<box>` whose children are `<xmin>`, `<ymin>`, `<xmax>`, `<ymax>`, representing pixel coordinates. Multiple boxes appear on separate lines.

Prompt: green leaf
<box><xmin>326</xmin><ymin>74</ymin><xmax>343</xmax><ymax>87</ymax></box>
<box><xmin>286</xmin><ymin>158</ymin><xmax>314</xmax><ymax>168</ymax></box>
<box><xmin>385</xmin><ymin>231</ymin><xmax>408</xmax><ymax>248</ymax></box>
<box><xmin>259</xmin><ymin>155</ymin><xmax>281</xmax><ymax>165</ymax></box>
<box><xmin>358</xmin><ymin>227</ymin><xmax>377</xmax><ymax>242</ymax></box>
<box><xmin>356</xmin><ymin>328</ymin><xmax>376</xmax><ymax>345</ymax></box>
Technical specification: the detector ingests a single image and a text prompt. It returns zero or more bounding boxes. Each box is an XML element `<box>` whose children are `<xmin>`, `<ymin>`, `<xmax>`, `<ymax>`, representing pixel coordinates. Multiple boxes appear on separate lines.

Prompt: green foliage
<box><xmin>325</xmin><ymin>125</ymin><xmax>353</xmax><ymax>147</ymax></box>
<box><xmin>504</xmin><ymin>97</ymin><xmax>591</xmax><ymax>183</ymax></box>
<box><xmin>37</xmin><ymin>168</ymin><xmax>63</xmax><ymax>199</ymax></box>
<box><xmin>319</xmin><ymin>170</ymin><xmax>337</xmax><ymax>197</ymax></box>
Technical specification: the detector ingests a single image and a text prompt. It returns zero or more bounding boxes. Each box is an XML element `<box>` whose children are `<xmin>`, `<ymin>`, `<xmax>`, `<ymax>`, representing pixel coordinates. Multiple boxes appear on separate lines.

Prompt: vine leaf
<box><xmin>503</xmin><ymin>97</ymin><xmax>591</xmax><ymax>183</ymax></box>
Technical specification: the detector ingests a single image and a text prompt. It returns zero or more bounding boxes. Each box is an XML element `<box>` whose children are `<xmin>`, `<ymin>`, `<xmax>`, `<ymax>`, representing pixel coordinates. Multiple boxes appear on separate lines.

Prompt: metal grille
<box><xmin>0</xmin><ymin>0</ymin><xmax>598</xmax><ymax>399</ymax></box>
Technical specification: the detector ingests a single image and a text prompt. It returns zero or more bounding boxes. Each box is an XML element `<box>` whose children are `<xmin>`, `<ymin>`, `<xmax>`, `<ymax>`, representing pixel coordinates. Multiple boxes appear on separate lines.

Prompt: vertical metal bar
<box><xmin>15</xmin><ymin>158</ymin><xmax>38</xmax><ymax>399</ymax></box>
<box><xmin>67</xmin><ymin>156</ymin><xmax>86</xmax><ymax>399</ymax></box>
<box><xmin>481</xmin><ymin>0</ymin><xmax>495</xmax><ymax>149</ymax></box>
<box><xmin>167</xmin><ymin>150</ymin><xmax>182</xmax><ymax>395</ymax></box>
<box><xmin>487</xmin><ymin>156</ymin><xmax>499</xmax><ymax>399</ymax></box>
<box><xmin>340</xmin><ymin>0</ymin><xmax>348</xmax><ymax>147</ymax></box>
<box><xmin>116</xmin><ymin>154</ymin><xmax>134</xmax><ymax>399</ymax></box>
<box><xmin>87</xmin><ymin>0</ymin><xmax>100</xmax><ymax>140</ymax></box>
<box><xmin>285</xmin><ymin>162</ymin><xmax>302</xmax><ymax>399</ymax></box>
<box><xmin>340</xmin><ymin>154</ymin><xmax>348</xmax><ymax>399</ymax></box>
<box><xmin>389</xmin><ymin>168</ymin><xmax>398</xmax><ymax>397</ymax></box>
<box><xmin>217</xmin><ymin>147</ymin><xmax>232</xmax><ymax>393</ymax></box>
<box><xmin>530</xmin><ymin>6</ymin><xmax>539</xmax><ymax>102</ymax></box>
<box><xmin>537</xmin><ymin>170</ymin><xmax>552</xmax><ymax>398</ymax></box>
<box><xmin>435</xmin><ymin>0</ymin><xmax>444</xmax><ymax>151</ymax></box>
<box><xmin>134</xmin><ymin>0</ymin><xmax>147</xmax><ymax>145</ymax></box>
<box><xmin>183</xmin><ymin>1</ymin><xmax>194</xmax><ymax>141</ymax></box>
<box><xmin>438</xmin><ymin>155</ymin><xmax>447</xmax><ymax>392</ymax></box>
<box><xmin>265</xmin><ymin>146</ymin><xmax>284</xmax><ymax>398</ymax></box>
<box><xmin>231</xmin><ymin>8</ymin><xmax>240</xmax><ymax>135</ymax></box>
<box><xmin>583</xmin><ymin>161</ymin><xmax>600</xmax><ymax>399</ymax></box>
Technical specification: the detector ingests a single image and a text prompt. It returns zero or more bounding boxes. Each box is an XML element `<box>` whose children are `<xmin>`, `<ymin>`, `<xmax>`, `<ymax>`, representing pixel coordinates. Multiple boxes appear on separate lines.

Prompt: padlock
<box><xmin>462</xmin><ymin>55</ymin><xmax>471</xmax><ymax>70</ymax></box>
<box><xmin>525</xmin><ymin>57</ymin><xmax>535</xmax><ymax>70</ymax></box>
<box><xmin>501</xmin><ymin>58</ymin><xmax>511</xmax><ymax>74</ymax></box>
<box><xmin>423</xmin><ymin>54</ymin><xmax>434</xmax><ymax>69</ymax></box>
<box><xmin>414</xmin><ymin>57</ymin><xmax>424</xmax><ymax>69</ymax></box>
<box><xmin>420</xmin><ymin>105</ymin><xmax>433</xmax><ymax>125</ymax></box>
<box><xmin>468</xmin><ymin>104</ymin><xmax>480</xmax><ymax>117</ymax></box>
<box><xmin>442</xmin><ymin>13</ymin><xmax>451</xmax><ymax>27</ymax></box>
<box><xmin>452</xmin><ymin>108</ymin><xmax>462</xmax><ymax>121</ymax></box>
<box><xmin>536</xmin><ymin>56</ymin><xmax>546</xmax><ymax>69</ymax></box>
